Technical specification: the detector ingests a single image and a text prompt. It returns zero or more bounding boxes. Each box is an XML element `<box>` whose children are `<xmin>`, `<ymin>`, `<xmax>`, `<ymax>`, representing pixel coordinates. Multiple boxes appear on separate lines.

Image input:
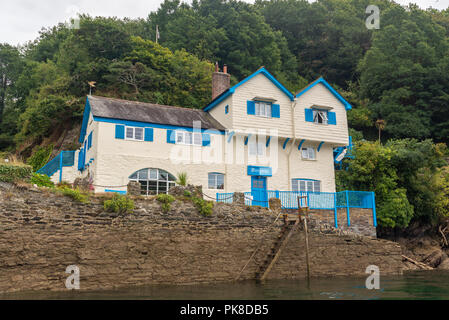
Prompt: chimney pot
<box><xmin>212</xmin><ymin>64</ymin><xmax>231</xmax><ymax>100</ymax></box>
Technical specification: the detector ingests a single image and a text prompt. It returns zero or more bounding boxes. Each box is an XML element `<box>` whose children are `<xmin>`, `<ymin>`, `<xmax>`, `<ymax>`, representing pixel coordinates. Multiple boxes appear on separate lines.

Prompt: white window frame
<box><xmin>129</xmin><ymin>168</ymin><xmax>176</xmax><ymax>195</ymax></box>
<box><xmin>313</xmin><ymin>109</ymin><xmax>328</xmax><ymax>125</ymax></box>
<box><xmin>125</xmin><ymin>126</ymin><xmax>144</xmax><ymax>141</ymax></box>
<box><xmin>176</xmin><ymin>131</ymin><xmax>202</xmax><ymax>146</ymax></box>
<box><xmin>208</xmin><ymin>173</ymin><xmax>224</xmax><ymax>190</ymax></box>
<box><xmin>301</xmin><ymin>147</ymin><xmax>316</xmax><ymax>160</ymax></box>
<box><xmin>255</xmin><ymin>101</ymin><xmax>272</xmax><ymax>118</ymax></box>
<box><xmin>292</xmin><ymin>179</ymin><xmax>321</xmax><ymax>192</ymax></box>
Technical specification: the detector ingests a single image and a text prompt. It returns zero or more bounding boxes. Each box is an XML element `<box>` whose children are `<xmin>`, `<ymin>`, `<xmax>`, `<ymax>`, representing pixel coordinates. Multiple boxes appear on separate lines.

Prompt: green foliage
<box><xmin>337</xmin><ymin>140</ymin><xmax>449</xmax><ymax>227</ymax></box>
<box><xmin>30</xmin><ymin>172</ymin><xmax>54</xmax><ymax>188</ymax></box>
<box><xmin>176</xmin><ymin>172</ymin><xmax>188</xmax><ymax>186</ymax></box>
<box><xmin>59</xmin><ymin>187</ymin><xmax>89</xmax><ymax>203</ymax></box>
<box><xmin>156</xmin><ymin>193</ymin><xmax>175</xmax><ymax>213</ymax></box>
<box><xmin>26</xmin><ymin>144</ymin><xmax>53</xmax><ymax>172</ymax></box>
<box><xmin>0</xmin><ymin>163</ymin><xmax>32</xmax><ymax>183</ymax></box>
<box><xmin>192</xmin><ymin>196</ymin><xmax>213</xmax><ymax>217</ymax></box>
<box><xmin>104</xmin><ymin>194</ymin><xmax>135</xmax><ymax>214</ymax></box>
<box><xmin>183</xmin><ymin>190</ymin><xmax>192</xmax><ymax>197</ymax></box>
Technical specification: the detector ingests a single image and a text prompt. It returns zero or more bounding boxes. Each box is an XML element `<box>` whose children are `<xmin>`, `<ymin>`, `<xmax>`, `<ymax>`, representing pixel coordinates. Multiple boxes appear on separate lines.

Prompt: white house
<box><xmin>39</xmin><ymin>65</ymin><xmax>353</xmax><ymax>205</ymax></box>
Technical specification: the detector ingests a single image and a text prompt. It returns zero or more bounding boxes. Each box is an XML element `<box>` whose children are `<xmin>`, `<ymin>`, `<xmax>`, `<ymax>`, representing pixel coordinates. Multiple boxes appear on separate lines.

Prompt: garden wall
<box><xmin>0</xmin><ymin>183</ymin><xmax>402</xmax><ymax>293</ymax></box>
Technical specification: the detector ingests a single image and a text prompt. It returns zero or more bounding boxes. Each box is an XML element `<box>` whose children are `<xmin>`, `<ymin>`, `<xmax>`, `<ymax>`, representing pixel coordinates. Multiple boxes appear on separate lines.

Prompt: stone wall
<box><xmin>0</xmin><ymin>183</ymin><xmax>401</xmax><ymax>293</ymax></box>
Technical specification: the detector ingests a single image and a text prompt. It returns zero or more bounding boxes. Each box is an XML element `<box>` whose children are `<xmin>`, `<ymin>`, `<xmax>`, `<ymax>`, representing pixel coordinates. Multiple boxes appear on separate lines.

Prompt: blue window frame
<box><xmin>225</xmin><ymin>105</ymin><xmax>229</xmax><ymax>114</ymax></box>
<box><xmin>292</xmin><ymin>179</ymin><xmax>320</xmax><ymax>192</ymax></box>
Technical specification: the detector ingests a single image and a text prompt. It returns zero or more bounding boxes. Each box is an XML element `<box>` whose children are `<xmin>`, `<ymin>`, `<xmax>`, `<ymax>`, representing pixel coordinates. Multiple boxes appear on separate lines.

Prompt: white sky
<box><xmin>0</xmin><ymin>0</ymin><xmax>447</xmax><ymax>46</ymax></box>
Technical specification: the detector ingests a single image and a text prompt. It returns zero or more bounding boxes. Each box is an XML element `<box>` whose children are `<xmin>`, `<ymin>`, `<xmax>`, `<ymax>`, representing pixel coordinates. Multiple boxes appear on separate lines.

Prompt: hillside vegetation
<box><xmin>0</xmin><ymin>0</ymin><xmax>449</xmax><ymax>229</ymax></box>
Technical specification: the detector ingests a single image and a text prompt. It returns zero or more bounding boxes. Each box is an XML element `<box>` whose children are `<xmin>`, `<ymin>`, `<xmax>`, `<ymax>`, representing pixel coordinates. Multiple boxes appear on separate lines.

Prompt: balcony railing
<box><xmin>216</xmin><ymin>190</ymin><xmax>377</xmax><ymax>228</ymax></box>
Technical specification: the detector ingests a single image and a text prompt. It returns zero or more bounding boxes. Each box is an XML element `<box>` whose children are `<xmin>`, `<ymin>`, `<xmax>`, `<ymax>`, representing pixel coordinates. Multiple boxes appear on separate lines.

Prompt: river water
<box><xmin>2</xmin><ymin>271</ymin><xmax>449</xmax><ymax>300</ymax></box>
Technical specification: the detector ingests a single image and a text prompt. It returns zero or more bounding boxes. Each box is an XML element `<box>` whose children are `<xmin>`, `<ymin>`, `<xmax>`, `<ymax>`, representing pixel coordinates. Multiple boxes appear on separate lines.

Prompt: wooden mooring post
<box><xmin>298</xmin><ymin>196</ymin><xmax>311</xmax><ymax>285</ymax></box>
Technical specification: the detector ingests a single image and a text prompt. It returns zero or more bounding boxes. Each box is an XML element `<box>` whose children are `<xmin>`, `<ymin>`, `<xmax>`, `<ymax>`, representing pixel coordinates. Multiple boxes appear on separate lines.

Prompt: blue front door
<box><xmin>251</xmin><ymin>176</ymin><xmax>268</xmax><ymax>207</ymax></box>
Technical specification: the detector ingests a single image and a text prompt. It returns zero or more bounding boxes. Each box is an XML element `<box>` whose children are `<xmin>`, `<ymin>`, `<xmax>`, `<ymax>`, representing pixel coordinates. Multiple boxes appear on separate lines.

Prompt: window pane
<box><xmin>208</xmin><ymin>173</ymin><xmax>215</xmax><ymax>188</ymax></box>
<box><xmin>134</xmin><ymin>127</ymin><xmax>143</xmax><ymax>140</ymax></box>
<box><xmin>158</xmin><ymin>181</ymin><xmax>167</xmax><ymax>193</ymax></box>
<box><xmin>126</xmin><ymin>127</ymin><xmax>134</xmax><ymax>139</ymax></box>
<box><xmin>307</xmin><ymin>181</ymin><xmax>313</xmax><ymax>192</ymax></box>
<box><xmin>301</xmin><ymin>148</ymin><xmax>308</xmax><ymax>159</ymax></box>
<box><xmin>138</xmin><ymin>169</ymin><xmax>148</xmax><ymax>180</ymax></box>
<box><xmin>266</xmin><ymin>104</ymin><xmax>271</xmax><ymax>117</ymax></box>
<box><xmin>309</xmin><ymin>148</ymin><xmax>315</xmax><ymax>159</ymax></box>
<box><xmin>159</xmin><ymin>171</ymin><xmax>168</xmax><ymax>180</ymax></box>
<box><xmin>186</xmin><ymin>132</ymin><xmax>193</xmax><ymax>145</ymax></box>
<box><xmin>129</xmin><ymin>172</ymin><xmax>138</xmax><ymax>179</ymax></box>
<box><xmin>292</xmin><ymin>180</ymin><xmax>298</xmax><ymax>191</ymax></box>
<box><xmin>176</xmin><ymin>131</ymin><xmax>183</xmax><ymax>143</ymax></box>
<box><xmin>194</xmin><ymin>133</ymin><xmax>202</xmax><ymax>145</ymax></box>
<box><xmin>313</xmin><ymin>181</ymin><xmax>320</xmax><ymax>192</ymax></box>
<box><xmin>299</xmin><ymin>180</ymin><xmax>306</xmax><ymax>192</ymax></box>
<box><xmin>149</xmin><ymin>169</ymin><xmax>158</xmax><ymax>180</ymax></box>
<box><xmin>148</xmin><ymin>181</ymin><xmax>157</xmax><ymax>195</ymax></box>
<box><xmin>139</xmin><ymin>181</ymin><xmax>148</xmax><ymax>195</ymax></box>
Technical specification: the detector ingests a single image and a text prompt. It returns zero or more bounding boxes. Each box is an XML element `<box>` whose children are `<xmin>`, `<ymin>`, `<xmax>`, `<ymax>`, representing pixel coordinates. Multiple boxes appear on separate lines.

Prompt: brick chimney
<box><xmin>212</xmin><ymin>62</ymin><xmax>230</xmax><ymax>100</ymax></box>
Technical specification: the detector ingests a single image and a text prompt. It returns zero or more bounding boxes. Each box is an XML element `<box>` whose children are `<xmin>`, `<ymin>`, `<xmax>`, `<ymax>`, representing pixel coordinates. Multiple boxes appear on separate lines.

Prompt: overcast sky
<box><xmin>1</xmin><ymin>0</ymin><xmax>448</xmax><ymax>46</ymax></box>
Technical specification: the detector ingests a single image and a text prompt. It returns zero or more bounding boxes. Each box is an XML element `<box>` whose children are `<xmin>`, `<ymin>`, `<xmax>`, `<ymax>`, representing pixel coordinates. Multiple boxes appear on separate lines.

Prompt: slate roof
<box><xmin>88</xmin><ymin>95</ymin><xmax>226</xmax><ymax>131</ymax></box>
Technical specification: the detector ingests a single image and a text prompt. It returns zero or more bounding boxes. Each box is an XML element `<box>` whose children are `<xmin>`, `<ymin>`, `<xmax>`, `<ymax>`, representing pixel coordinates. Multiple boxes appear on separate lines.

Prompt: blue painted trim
<box><xmin>295</xmin><ymin>77</ymin><xmax>352</xmax><ymax>110</ymax></box>
<box><xmin>247</xmin><ymin>166</ymin><xmax>272</xmax><ymax>177</ymax></box>
<box><xmin>227</xmin><ymin>131</ymin><xmax>235</xmax><ymax>143</ymax></box>
<box><xmin>346</xmin><ymin>190</ymin><xmax>351</xmax><ymax>226</ymax></box>
<box><xmin>105</xmin><ymin>189</ymin><xmax>127</xmax><ymax>195</ymax></box>
<box><xmin>244</xmin><ymin>134</ymin><xmax>252</xmax><ymax>145</ymax></box>
<box><xmin>59</xmin><ymin>151</ymin><xmax>63</xmax><ymax>183</ymax></box>
<box><xmin>372</xmin><ymin>192</ymin><xmax>377</xmax><ymax>227</ymax></box>
<box><xmin>292</xmin><ymin>178</ymin><xmax>319</xmax><ymax>182</ymax></box>
<box><xmin>297</xmin><ymin>139</ymin><xmax>305</xmax><ymax>150</ymax></box>
<box><xmin>317</xmin><ymin>141</ymin><xmax>324</xmax><ymax>152</ymax></box>
<box><xmin>93</xmin><ymin>116</ymin><xmax>225</xmax><ymax>135</ymax></box>
<box><xmin>334</xmin><ymin>194</ymin><xmax>338</xmax><ymax>228</ymax></box>
<box><xmin>79</xmin><ymin>97</ymin><xmax>91</xmax><ymax>143</ymax></box>
<box><xmin>266</xmin><ymin>136</ymin><xmax>271</xmax><ymax>147</ymax></box>
<box><xmin>203</xmin><ymin>88</ymin><xmax>234</xmax><ymax>112</ymax></box>
<box><xmin>283</xmin><ymin>138</ymin><xmax>290</xmax><ymax>149</ymax></box>
<box><xmin>203</xmin><ymin>67</ymin><xmax>294</xmax><ymax>112</ymax></box>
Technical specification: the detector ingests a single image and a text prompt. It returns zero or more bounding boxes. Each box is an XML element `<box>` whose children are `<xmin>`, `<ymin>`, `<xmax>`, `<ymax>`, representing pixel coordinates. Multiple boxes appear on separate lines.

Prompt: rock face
<box><xmin>0</xmin><ymin>183</ymin><xmax>403</xmax><ymax>293</ymax></box>
<box><xmin>168</xmin><ymin>184</ymin><xmax>202</xmax><ymax>198</ymax></box>
<box><xmin>127</xmin><ymin>181</ymin><xmax>141</xmax><ymax>196</ymax></box>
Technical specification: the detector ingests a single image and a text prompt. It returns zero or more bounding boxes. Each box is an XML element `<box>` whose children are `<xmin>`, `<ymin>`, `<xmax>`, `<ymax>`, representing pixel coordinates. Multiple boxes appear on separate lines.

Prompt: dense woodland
<box><xmin>1</xmin><ymin>0</ymin><xmax>449</xmax><ymax>229</ymax></box>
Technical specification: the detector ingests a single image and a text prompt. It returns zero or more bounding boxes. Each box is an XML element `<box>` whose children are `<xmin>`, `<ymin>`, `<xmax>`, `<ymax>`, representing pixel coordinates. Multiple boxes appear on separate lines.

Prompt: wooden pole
<box><xmin>298</xmin><ymin>196</ymin><xmax>311</xmax><ymax>286</ymax></box>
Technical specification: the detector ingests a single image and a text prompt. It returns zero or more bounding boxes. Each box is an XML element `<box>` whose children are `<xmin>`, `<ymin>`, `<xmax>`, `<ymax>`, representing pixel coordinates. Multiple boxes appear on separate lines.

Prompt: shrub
<box><xmin>30</xmin><ymin>172</ymin><xmax>54</xmax><ymax>188</ymax></box>
<box><xmin>183</xmin><ymin>190</ymin><xmax>191</xmax><ymax>197</ymax></box>
<box><xmin>192</xmin><ymin>196</ymin><xmax>213</xmax><ymax>217</ymax></box>
<box><xmin>104</xmin><ymin>194</ymin><xmax>135</xmax><ymax>214</ymax></box>
<box><xmin>60</xmin><ymin>187</ymin><xmax>89</xmax><ymax>203</ymax></box>
<box><xmin>176</xmin><ymin>172</ymin><xmax>188</xmax><ymax>186</ymax></box>
<box><xmin>0</xmin><ymin>163</ymin><xmax>33</xmax><ymax>183</ymax></box>
<box><xmin>156</xmin><ymin>193</ymin><xmax>175</xmax><ymax>213</ymax></box>
<box><xmin>27</xmin><ymin>145</ymin><xmax>53</xmax><ymax>172</ymax></box>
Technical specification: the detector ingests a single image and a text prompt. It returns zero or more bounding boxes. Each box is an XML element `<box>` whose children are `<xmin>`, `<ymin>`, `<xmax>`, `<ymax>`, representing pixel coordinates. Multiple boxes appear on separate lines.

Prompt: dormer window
<box><xmin>255</xmin><ymin>101</ymin><xmax>272</xmax><ymax>118</ymax></box>
<box><xmin>313</xmin><ymin>109</ymin><xmax>328</xmax><ymax>125</ymax></box>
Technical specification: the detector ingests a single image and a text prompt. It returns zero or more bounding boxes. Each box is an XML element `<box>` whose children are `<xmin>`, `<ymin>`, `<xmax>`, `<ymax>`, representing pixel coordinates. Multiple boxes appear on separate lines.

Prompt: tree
<box><xmin>0</xmin><ymin>44</ymin><xmax>22</xmax><ymax>123</ymax></box>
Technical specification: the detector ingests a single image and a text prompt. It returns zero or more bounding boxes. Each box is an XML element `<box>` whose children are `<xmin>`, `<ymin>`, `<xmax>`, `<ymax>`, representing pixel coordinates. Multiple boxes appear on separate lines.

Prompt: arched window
<box><xmin>129</xmin><ymin>168</ymin><xmax>176</xmax><ymax>195</ymax></box>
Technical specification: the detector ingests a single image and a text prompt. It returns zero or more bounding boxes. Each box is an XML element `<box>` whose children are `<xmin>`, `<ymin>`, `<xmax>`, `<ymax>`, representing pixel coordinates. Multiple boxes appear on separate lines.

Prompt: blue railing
<box><xmin>216</xmin><ymin>190</ymin><xmax>377</xmax><ymax>228</ymax></box>
<box><xmin>37</xmin><ymin>150</ymin><xmax>76</xmax><ymax>182</ymax></box>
